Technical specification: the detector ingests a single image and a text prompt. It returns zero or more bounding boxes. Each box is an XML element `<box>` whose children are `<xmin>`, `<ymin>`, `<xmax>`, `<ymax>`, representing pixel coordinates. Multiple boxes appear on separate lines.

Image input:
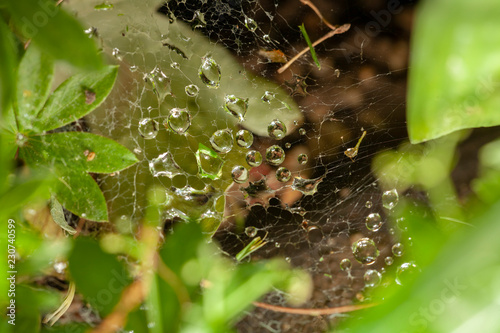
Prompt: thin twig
<box><xmin>277</xmin><ymin>24</ymin><xmax>350</xmax><ymax>74</ymax></box>
<box><xmin>299</xmin><ymin>0</ymin><xmax>336</xmax><ymax>31</ymax></box>
<box><xmin>253</xmin><ymin>301</ymin><xmax>376</xmax><ymax>316</ymax></box>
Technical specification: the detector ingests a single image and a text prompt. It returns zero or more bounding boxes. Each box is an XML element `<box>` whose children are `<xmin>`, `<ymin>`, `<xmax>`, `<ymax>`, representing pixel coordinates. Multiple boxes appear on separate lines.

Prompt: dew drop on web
<box><xmin>199</xmin><ymin>56</ymin><xmax>221</xmax><ymax>88</ymax></box>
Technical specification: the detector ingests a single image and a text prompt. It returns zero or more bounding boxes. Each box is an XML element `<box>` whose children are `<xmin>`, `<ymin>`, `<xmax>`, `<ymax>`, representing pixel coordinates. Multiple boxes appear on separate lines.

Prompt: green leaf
<box><xmin>22</xmin><ymin>132</ymin><xmax>138</xmax><ymax>174</ymax></box>
<box><xmin>0</xmin><ymin>175</ymin><xmax>51</xmax><ymax>215</ymax></box>
<box><xmin>338</xmin><ymin>200</ymin><xmax>500</xmax><ymax>333</ymax></box>
<box><xmin>49</xmin><ymin>195</ymin><xmax>76</xmax><ymax>235</ymax></box>
<box><xmin>299</xmin><ymin>23</ymin><xmax>320</xmax><ymax>70</ymax></box>
<box><xmin>16</xmin><ymin>45</ymin><xmax>54</xmax><ymax>131</ymax></box>
<box><xmin>68</xmin><ymin>237</ymin><xmax>131</xmax><ymax>317</ymax></box>
<box><xmin>407</xmin><ymin>0</ymin><xmax>500</xmax><ymax>143</ymax></box>
<box><xmin>0</xmin><ymin>17</ymin><xmax>17</xmax><ymax>115</ymax></box>
<box><xmin>53</xmin><ymin>169</ymin><xmax>108</xmax><ymax>222</ymax></box>
<box><xmin>31</xmin><ymin>65</ymin><xmax>118</xmax><ymax>132</ymax></box>
<box><xmin>6</xmin><ymin>0</ymin><xmax>102</xmax><ymax>70</ymax></box>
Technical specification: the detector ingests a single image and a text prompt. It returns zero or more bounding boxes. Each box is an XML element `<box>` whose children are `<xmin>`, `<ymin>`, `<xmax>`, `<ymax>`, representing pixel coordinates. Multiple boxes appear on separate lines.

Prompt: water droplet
<box><xmin>130</xmin><ymin>65</ymin><xmax>138</xmax><ymax>72</ymax></box>
<box><xmin>396</xmin><ymin>262</ymin><xmax>419</xmax><ymax>285</ymax></box>
<box><xmin>261</xmin><ymin>91</ymin><xmax>275</xmax><ymax>103</ymax></box>
<box><xmin>149</xmin><ymin>152</ymin><xmax>182</xmax><ymax>178</ymax></box>
<box><xmin>164</xmin><ymin>108</ymin><xmax>191</xmax><ymax>134</ymax></box>
<box><xmin>231</xmin><ymin>165</ymin><xmax>248</xmax><ymax>183</ymax></box>
<box><xmin>382</xmin><ymin>189</ymin><xmax>399</xmax><ymax>210</ymax></box>
<box><xmin>285</xmin><ymin>257</ymin><xmax>291</xmax><ymax>263</ymax></box>
<box><xmin>385</xmin><ymin>256</ymin><xmax>394</xmax><ymax>265</ymax></box>
<box><xmin>185</xmin><ymin>84</ymin><xmax>199</xmax><ymax>97</ymax></box>
<box><xmin>340</xmin><ymin>258</ymin><xmax>352</xmax><ymax>271</ymax></box>
<box><xmin>291</xmin><ymin>177</ymin><xmax>322</xmax><ymax>196</ymax></box>
<box><xmin>268</xmin><ymin>119</ymin><xmax>287</xmax><ymax>140</ymax></box>
<box><xmin>335</xmin><ymin>68</ymin><xmax>340</xmax><ymax>77</ymax></box>
<box><xmin>210</xmin><ymin>129</ymin><xmax>233</xmax><ymax>153</ymax></box>
<box><xmin>235</xmin><ymin>130</ymin><xmax>254</xmax><ymax>148</ymax></box>
<box><xmin>352</xmin><ymin>238</ymin><xmax>379</xmax><ymax>265</ymax></box>
<box><xmin>365</xmin><ymin>213</ymin><xmax>383</xmax><ymax>232</ymax></box>
<box><xmin>245</xmin><ymin>226</ymin><xmax>257</xmax><ymax>237</ymax></box>
<box><xmin>246</xmin><ymin>150</ymin><xmax>262</xmax><ymax>167</ymax></box>
<box><xmin>224</xmin><ymin>95</ymin><xmax>248</xmax><ymax>122</ymax></box>
<box><xmin>297</xmin><ymin>153</ymin><xmax>308</xmax><ymax>165</ymax></box>
<box><xmin>138</xmin><ymin>118</ymin><xmax>159</xmax><ymax>139</ymax></box>
<box><xmin>265</xmin><ymin>145</ymin><xmax>285</xmax><ymax>166</ymax></box>
<box><xmin>263</xmin><ymin>34</ymin><xmax>271</xmax><ymax>43</ymax></box>
<box><xmin>392</xmin><ymin>243</ymin><xmax>404</xmax><ymax>257</ymax></box>
<box><xmin>275</xmin><ymin>242</ymin><xmax>280</xmax><ymax>248</ymax></box>
<box><xmin>171</xmin><ymin>62</ymin><xmax>180</xmax><ymax>69</ymax></box>
<box><xmin>285</xmin><ymin>142</ymin><xmax>291</xmax><ymax>149</ymax></box>
<box><xmin>244</xmin><ymin>16</ymin><xmax>258</xmax><ymax>32</ymax></box>
<box><xmin>365</xmin><ymin>200</ymin><xmax>373</xmax><ymax>208</ymax></box>
<box><xmin>196</xmin><ymin>144</ymin><xmax>224</xmax><ymax>180</ymax></box>
<box><xmin>396</xmin><ymin>217</ymin><xmax>408</xmax><ymax>232</ymax></box>
<box><xmin>299</xmin><ymin>128</ymin><xmax>306</xmax><ymax>136</ymax></box>
<box><xmin>112</xmin><ymin>47</ymin><xmax>122</xmax><ymax>60</ymax></box>
<box><xmin>364</xmin><ymin>269</ymin><xmax>382</xmax><ymax>288</ymax></box>
<box><xmin>145</xmin><ymin>67</ymin><xmax>171</xmax><ymax>102</ymax></box>
<box><xmin>307</xmin><ymin>226</ymin><xmax>323</xmax><ymax>243</ymax></box>
<box><xmin>199</xmin><ymin>56</ymin><xmax>221</xmax><ymax>88</ymax></box>
<box><xmin>276</xmin><ymin>167</ymin><xmax>291</xmax><ymax>182</ymax></box>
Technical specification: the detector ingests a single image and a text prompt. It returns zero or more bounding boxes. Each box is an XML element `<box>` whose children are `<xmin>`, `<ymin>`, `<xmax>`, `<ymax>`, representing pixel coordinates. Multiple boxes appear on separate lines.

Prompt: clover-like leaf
<box><xmin>16</xmin><ymin>45</ymin><xmax>54</xmax><ymax>130</ymax></box>
<box><xmin>19</xmin><ymin>131</ymin><xmax>138</xmax><ymax>221</ymax></box>
<box><xmin>22</xmin><ymin>132</ymin><xmax>138</xmax><ymax>174</ymax></box>
<box><xmin>30</xmin><ymin>65</ymin><xmax>118</xmax><ymax>132</ymax></box>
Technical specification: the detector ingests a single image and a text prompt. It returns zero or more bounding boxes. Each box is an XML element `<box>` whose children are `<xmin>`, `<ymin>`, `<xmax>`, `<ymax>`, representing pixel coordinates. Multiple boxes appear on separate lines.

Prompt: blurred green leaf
<box><xmin>407</xmin><ymin>0</ymin><xmax>500</xmax><ymax>143</ymax></box>
<box><xmin>13</xmin><ymin>285</ymin><xmax>41</xmax><ymax>333</ymax></box>
<box><xmin>0</xmin><ymin>175</ymin><xmax>51</xmax><ymax>216</ymax></box>
<box><xmin>68</xmin><ymin>237</ymin><xmax>132</xmax><ymax>317</ymax></box>
<box><xmin>338</xmin><ymin>200</ymin><xmax>500</xmax><ymax>333</ymax></box>
<box><xmin>30</xmin><ymin>65</ymin><xmax>118</xmax><ymax>132</ymax></box>
<box><xmin>7</xmin><ymin>0</ymin><xmax>102</xmax><ymax>70</ymax></box>
<box><xmin>16</xmin><ymin>45</ymin><xmax>54</xmax><ymax>129</ymax></box>
<box><xmin>0</xmin><ymin>17</ymin><xmax>17</xmax><ymax>115</ymax></box>
<box><xmin>22</xmin><ymin>132</ymin><xmax>138</xmax><ymax>174</ymax></box>
<box><xmin>41</xmin><ymin>323</ymin><xmax>92</xmax><ymax>333</ymax></box>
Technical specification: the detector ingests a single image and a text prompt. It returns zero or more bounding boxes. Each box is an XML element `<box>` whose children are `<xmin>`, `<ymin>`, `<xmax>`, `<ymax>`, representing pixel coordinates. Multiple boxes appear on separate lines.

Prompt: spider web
<box><xmin>64</xmin><ymin>0</ymin><xmax>413</xmax><ymax>331</ymax></box>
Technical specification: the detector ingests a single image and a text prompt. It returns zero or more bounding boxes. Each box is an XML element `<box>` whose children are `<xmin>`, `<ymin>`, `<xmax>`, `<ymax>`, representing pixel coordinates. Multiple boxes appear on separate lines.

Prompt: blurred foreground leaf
<box><xmin>407</xmin><ymin>0</ymin><xmax>500</xmax><ymax>143</ymax></box>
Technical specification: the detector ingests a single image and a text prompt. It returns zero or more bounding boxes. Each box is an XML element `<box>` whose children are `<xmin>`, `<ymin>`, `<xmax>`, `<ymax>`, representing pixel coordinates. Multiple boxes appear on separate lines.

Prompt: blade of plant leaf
<box><xmin>0</xmin><ymin>17</ymin><xmax>17</xmax><ymax>116</ymax></box>
<box><xmin>407</xmin><ymin>0</ymin><xmax>500</xmax><ymax>143</ymax></box>
<box><xmin>16</xmin><ymin>45</ymin><xmax>54</xmax><ymax>131</ymax></box>
<box><xmin>6</xmin><ymin>0</ymin><xmax>102</xmax><ymax>70</ymax></box>
<box><xmin>53</xmin><ymin>169</ymin><xmax>108</xmax><ymax>222</ymax></box>
<box><xmin>23</xmin><ymin>132</ymin><xmax>138</xmax><ymax>174</ymax></box>
<box><xmin>49</xmin><ymin>194</ymin><xmax>76</xmax><ymax>235</ymax></box>
<box><xmin>299</xmin><ymin>23</ymin><xmax>321</xmax><ymax>70</ymax></box>
<box><xmin>31</xmin><ymin>65</ymin><xmax>118</xmax><ymax>132</ymax></box>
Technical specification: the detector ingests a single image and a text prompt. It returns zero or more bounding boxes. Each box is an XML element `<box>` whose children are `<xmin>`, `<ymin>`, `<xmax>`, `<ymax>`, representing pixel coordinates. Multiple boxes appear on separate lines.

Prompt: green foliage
<box><xmin>68</xmin><ymin>237</ymin><xmax>132</xmax><ymax>316</ymax></box>
<box><xmin>12</xmin><ymin>49</ymin><xmax>137</xmax><ymax>221</ymax></box>
<box><xmin>6</xmin><ymin>0</ymin><xmax>102</xmax><ymax>70</ymax></box>
<box><xmin>299</xmin><ymin>23</ymin><xmax>321</xmax><ymax>70</ymax></box>
<box><xmin>407</xmin><ymin>0</ymin><xmax>500</xmax><ymax>143</ymax></box>
<box><xmin>0</xmin><ymin>18</ymin><xmax>17</xmax><ymax>115</ymax></box>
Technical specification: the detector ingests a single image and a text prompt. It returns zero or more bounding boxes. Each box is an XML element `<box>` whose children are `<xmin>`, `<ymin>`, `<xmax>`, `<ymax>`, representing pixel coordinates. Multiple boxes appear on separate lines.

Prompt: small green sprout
<box><xmin>236</xmin><ymin>232</ymin><xmax>268</xmax><ymax>261</ymax></box>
